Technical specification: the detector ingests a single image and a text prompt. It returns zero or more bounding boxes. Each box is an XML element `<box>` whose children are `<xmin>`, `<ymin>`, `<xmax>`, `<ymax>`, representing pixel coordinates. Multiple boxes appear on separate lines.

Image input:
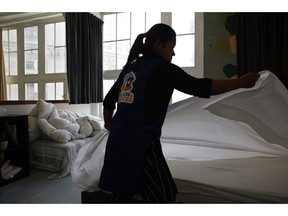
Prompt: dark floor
<box><xmin>0</xmin><ymin>169</ymin><xmax>235</xmax><ymax>204</ymax></box>
<box><xmin>0</xmin><ymin>169</ymin><xmax>82</xmax><ymax>204</ymax></box>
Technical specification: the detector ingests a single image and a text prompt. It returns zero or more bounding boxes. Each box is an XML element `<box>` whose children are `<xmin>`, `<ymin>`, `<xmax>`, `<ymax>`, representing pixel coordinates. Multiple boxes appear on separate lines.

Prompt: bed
<box><xmin>28</xmin><ymin>100</ymin><xmax>104</xmax><ymax>179</ymax></box>
<box><xmin>71</xmin><ymin>71</ymin><xmax>288</xmax><ymax>203</ymax></box>
<box><xmin>29</xmin><ymin>136</ymin><xmax>96</xmax><ymax>179</ymax></box>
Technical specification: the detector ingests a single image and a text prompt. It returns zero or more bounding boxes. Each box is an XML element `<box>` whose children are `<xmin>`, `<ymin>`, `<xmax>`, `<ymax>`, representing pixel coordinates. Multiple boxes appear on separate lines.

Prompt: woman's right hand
<box><xmin>239</xmin><ymin>73</ymin><xmax>260</xmax><ymax>88</ymax></box>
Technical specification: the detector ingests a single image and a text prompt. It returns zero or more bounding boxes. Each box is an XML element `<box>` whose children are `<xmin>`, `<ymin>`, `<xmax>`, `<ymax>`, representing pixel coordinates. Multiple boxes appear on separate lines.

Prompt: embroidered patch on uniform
<box><xmin>118</xmin><ymin>71</ymin><xmax>136</xmax><ymax>104</ymax></box>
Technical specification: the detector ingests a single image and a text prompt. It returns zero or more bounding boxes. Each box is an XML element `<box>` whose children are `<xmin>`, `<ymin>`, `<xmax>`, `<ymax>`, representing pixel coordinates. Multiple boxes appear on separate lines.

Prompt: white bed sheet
<box><xmin>169</xmin><ymin>157</ymin><xmax>288</xmax><ymax>203</ymax></box>
<box><xmin>30</xmin><ymin>133</ymin><xmax>102</xmax><ymax>179</ymax></box>
<box><xmin>71</xmin><ymin>71</ymin><xmax>288</xmax><ymax>202</ymax></box>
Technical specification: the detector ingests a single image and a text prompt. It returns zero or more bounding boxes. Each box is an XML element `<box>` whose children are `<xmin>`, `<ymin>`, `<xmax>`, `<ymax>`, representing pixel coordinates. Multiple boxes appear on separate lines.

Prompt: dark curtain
<box><xmin>237</xmin><ymin>13</ymin><xmax>288</xmax><ymax>88</ymax></box>
<box><xmin>65</xmin><ymin>12</ymin><xmax>104</xmax><ymax>104</ymax></box>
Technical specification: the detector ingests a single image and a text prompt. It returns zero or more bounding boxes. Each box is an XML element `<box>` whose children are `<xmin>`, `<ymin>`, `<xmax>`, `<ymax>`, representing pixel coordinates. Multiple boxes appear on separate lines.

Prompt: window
<box><xmin>45</xmin><ymin>82</ymin><xmax>64</xmax><ymax>100</ymax></box>
<box><xmin>6</xmin><ymin>84</ymin><xmax>18</xmax><ymax>100</ymax></box>
<box><xmin>24</xmin><ymin>26</ymin><xmax>38</xmax><ymax>75</ymax></box>
<box><xmin>103</xmin><ymin>12</ymin><xmax>161</xmax><ymax>72</ymax></box>
<box><xmin>102</xmin><ymin>12</ymin><xmax>203</xmax><ymax>103</ymax></box>
<box><xmin>45</xmin><ymin>22</ymin><xmax>66</xmax><ymax>74</ymax></box>
<box><xmin>2</xmin><ymin>13</ymin><xmax>203</xmax><ymax>104</ymax></box>
<box><xmin>2</xmin><ymin>16</ymin><xmax>67</xmax><ymax>101</ymax></box>
<box><xmin>171</xmin><ymin>12</ymin><xmax>196</xmax><ymax>103</ymax></box>
<box><xmin>2</xmin><ymin>29</ymin><xmax>17</xmax><ymax>76</ymax></box>
<box><xmin>25</xmin><ymin>83</ymin><xmax>38</xmax><ymax>100</ymax></box>
<box><xmin>103</xmin><ymin>12</ymin><xmax>161</xmax><ymax>97</ymax></box>
<box><xmin>172</xmin><ymin>12</ymin><xmax>195</xmax><ymax>67</ymax></box>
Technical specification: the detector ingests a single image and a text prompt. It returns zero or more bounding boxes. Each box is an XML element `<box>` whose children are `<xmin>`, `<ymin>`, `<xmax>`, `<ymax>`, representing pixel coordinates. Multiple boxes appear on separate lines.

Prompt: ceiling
<box><xmin>0</xmin><ymin>12</ymin><xmax>62</xmax><ymax>27</ymax></box>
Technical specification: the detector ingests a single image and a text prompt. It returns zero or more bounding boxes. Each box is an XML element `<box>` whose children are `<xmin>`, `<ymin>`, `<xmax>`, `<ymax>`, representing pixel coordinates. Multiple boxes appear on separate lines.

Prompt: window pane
<box><xmin>45</xmin><ymin>82</ymin><xmax>64</xmax><ymax>100</ymax></box>
<box><xmin>25</xmin><ymin>50</ymin><xmax>38</xmax><ymax>75</ymax></box>
<box><xmin>55</xmin><ymin>47</ymin><xmax>66</xmax><ymax>73</ymax></box>
<box><xmin>117</xmin><ymin>40</ymin><xmax>130</xmax><ymax>69</ymax></box>
<box><xmin>45</xmin><ymin>22</ymin><xmax>66</xmax><ymax>74</ymax></box>
<box><xmin>103</xmin><ymin>42</ymin><xmax>116</xmax><ymax>70</ymax></box>
<box><xmin>7</xmin><ymin>84</ymin><xmax>18</xmax><ymax>100</ymax></box>
<box><xmin>25</xmin><ymin>83</ymin><xmax>38</xmax><ymax>100</ymax></box>
<box><xmin>9</xmin><ymin>29</ymin><xmax>17</xmax><ymax>52</ymax></box>
<box><xmin>3</xmin><ymin>53</ymin><xmax>9</xmax><ymax>75</ymax></box>
<box><xmin>56</xmin><ymin>22</ymin><xmax>65</xmax><ymax>46</ymax></box>
<box><xmin>2</xmin><ymin>30</ymin><xmax>8</xmax><ymax>52</ymax></box>
<box><xmin>45</xmin><ymin>23</ymin><xmax>54</xmax><ymax>73</ymax></box>
<box><xmin>131</xmin><ymin>12</ymin><xmax>145</xmax><ymax>45</ymax></box>
<box><xmin>117</xmin><ymin>13</ymin><xmax>130</xmax><ymax>40</ymax></box>
<box><xmin>10</xmin><ymin>52</ymin><xmax>18</xmax><ymax>76</ymax></box>
<box><xmin>103</xmin><ymin>14</ymin><xmax>116</xmax><ymax>41</ymax></box>
<box><xmin>2</xmin><ymin>29</ymin><xmax>18</xmax><ymax>76</ymax></box>
<box><xmin>45</xmin><ymin>23</ymin><xmax>54</xmax><ymax>47</ymax></box>
<box><xmin>56</xmin><ymin>82</ymin><xmax>64</xmax><ymax>100</ymax></box>
<box><xmin>172</xmin><ymin>12</ymin><xmax>195</xmax><ymax>34</ymax></box>
<box><xmin>172</xmin><ymin>35</ymin><xmax>195</xmax><ymax>67</ymax></box>
<box><xmin>146</xmin><ymin>12</ymin><xmax>161</xmax><ymax>30</ymax></box>
<box><xmin>45</xmin><ymin>83</ymin><xmax>55</xmax><ymax>100</ymax></box>
<box><xmin>103</xmin><ymin>80</ymin><xmax>115</xmax><ymax>98</ymax></box>
<box><xmin>25</xmin><ymin>26</ymin><xmax>38</xmax><ymax>50</ymax></box>
<box><xmin>45</xmin><ymin>46</ymin><xmax>54</xmax><ymax>74</ymax></box>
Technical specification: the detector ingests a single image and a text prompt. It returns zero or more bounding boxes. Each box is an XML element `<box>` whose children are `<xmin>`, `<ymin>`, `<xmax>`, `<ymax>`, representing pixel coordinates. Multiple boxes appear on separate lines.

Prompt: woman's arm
<box><xmin>211</xmin><ymin>73</ymin><xmax>260</xmax><ymax>95</ymax></box>
<box><xmin>103</xmin><ymin>108</ymin><xmax>114</xmax><ymax>131</ymax></box>
<box><xmin>102</xmin><ymin>78</ymin><xmax>120</xmax><ymax>131</ymax></box>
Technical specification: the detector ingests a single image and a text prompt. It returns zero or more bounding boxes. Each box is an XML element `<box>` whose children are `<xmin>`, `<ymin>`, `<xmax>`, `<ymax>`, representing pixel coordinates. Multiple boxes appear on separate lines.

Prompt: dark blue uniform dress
<box><xmin>99</xmin><ymin>54</ymin><xmax>212</xmax><ymax>203</ymax></box>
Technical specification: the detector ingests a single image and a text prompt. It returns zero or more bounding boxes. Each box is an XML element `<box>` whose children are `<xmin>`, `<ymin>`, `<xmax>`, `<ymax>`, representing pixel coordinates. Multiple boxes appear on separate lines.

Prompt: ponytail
<box><xmin>124</xmin><ymin>33</ymin><xmax>146</xmax><ymax>68</ymax></box>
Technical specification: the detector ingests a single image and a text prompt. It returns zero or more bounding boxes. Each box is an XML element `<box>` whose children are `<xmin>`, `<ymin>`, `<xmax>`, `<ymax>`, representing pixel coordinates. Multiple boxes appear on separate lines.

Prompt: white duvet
<box><xmin>71</xmin><ymin>71</ymin><xmax>288</xmax><ymax>192</ymax></box>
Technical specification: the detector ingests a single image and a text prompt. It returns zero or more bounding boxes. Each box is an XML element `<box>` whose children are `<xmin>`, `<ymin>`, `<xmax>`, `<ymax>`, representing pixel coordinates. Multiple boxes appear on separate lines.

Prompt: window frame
<box><xmin>1</xmin><ymin>14</ymin><xmax>68</xmax><ymax>104</ymax></box>
<box><xmin>102</xmin><ymin>12</ymin><xmax>203</xmax><ymax>79</ymax></box>
<box><xmin>102</xmin><ymin>12</ymin><xmax>204</xmax><ymax>102</ymax></box>
<box><xmin>0</xmin><ymin>12</ymin><xmax>204</xmax><ymax>105</ymax></box>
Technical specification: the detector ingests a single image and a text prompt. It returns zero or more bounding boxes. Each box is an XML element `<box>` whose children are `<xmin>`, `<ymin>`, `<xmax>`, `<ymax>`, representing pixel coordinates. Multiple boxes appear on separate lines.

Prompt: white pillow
<box><xmin>88</xmin><ymin>115</ymin><xmax>104</xmax><ymax>131</ymax></box>
<box><xmin>49</xmin><ymin>129</ymin><xmax>73</xmax><ymax>144</ymax></box>
<box><xmin>58</xmin><ymin>109</ymin><xmax>78</xmax><ymax>123</ymax></box>
<box><xmin>48</xmin><ymin>107</ymin><xmax>59</xmax><ymax>120</ymax></box>
<box><xmin>28</xmin><ymin>116</ymin><xmax>42</xmax><ymax>142</ymax></box>
<box><xmin>29</xmin><ymin>106</ymin><xmax>39</xmax><ymax>118</ymax></box>
<box><xmin>64</xmin><ymin>110</ymin><xmax>78</xmax><ymax>120</ymax></box>
<box><xmin>37</xmin><ymin>119</ymin><xmax>73</xmax><ymax>143</ymax></box>
<box><xmin>76</xmin><ymin>116</ymin><xmax>93</xmax><ymax>137</ymax></box>
<box><xmin>37</xmin><ymin>100</ymin><xmax>54</xmax><ymax>119</ymax></box>
<box><xmin>58</xmin><ymin>109</ymin><xmax>70</xmax><ymax>121</ymax></box>
<box><xmin>74</xmin><ymin>133</ymin><xmax>86</xmax><ymax>140</ymax></box>
<box><xmin>74</xmin><ymin>112</ymin><xmax>85</xmax><ymax>118</ymax></box>
<box><xmin>49</xmin><ymin>117</ymin><xmax>80</xmax><ymax>137</ymax></box>
<box><xmin>37</xmin><ymin>119</ymin><xmax>56</xmax><ymax>139</ymax></box>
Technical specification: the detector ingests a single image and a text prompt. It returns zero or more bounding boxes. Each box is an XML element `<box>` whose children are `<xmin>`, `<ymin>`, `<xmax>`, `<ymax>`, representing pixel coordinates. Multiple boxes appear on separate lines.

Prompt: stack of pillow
<box><xmin>28</xmin><ymin>100</ymin><xmax>104</xmax><ymax>143</ymax></box>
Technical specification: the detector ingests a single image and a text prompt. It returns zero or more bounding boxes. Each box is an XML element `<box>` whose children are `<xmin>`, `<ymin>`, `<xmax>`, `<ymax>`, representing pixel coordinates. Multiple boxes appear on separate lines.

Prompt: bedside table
<box><xmin>0</xmin><ymin>115</ymin><xmax>29</xmax><ymax>187</ymax></box>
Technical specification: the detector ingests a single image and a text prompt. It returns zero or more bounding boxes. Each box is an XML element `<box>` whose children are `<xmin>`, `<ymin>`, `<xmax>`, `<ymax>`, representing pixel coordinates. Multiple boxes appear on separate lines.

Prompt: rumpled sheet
<box><xmin>71</xmin><ymin>71</ymin><xmax>288</xmax><ymax>193</ymax></box>
<box><xmin>161</xmin><ymin>70</ymin><xmax>288</xmax><ymax>160</ymax></box>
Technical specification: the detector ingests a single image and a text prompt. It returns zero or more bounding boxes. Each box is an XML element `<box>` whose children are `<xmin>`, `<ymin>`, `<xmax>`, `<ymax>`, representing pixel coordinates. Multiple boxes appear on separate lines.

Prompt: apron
<box><xmin>99</xmin><ymin>58</ymin><xmax>165</xmax><ymax>193</ymax></box>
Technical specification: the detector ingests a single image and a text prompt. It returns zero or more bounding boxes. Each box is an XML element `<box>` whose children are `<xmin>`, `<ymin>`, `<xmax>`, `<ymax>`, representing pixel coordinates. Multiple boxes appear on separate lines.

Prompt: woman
<box><xmin>98</xmin><ymin>23</ymin><xmax>259</xmax><ymax>203</ymax></box>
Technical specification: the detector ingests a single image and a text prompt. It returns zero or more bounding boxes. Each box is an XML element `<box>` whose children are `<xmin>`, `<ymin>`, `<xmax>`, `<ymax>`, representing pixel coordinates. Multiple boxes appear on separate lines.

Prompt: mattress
<box><xmin>71</xmin><ymin>71</ymin><xmax>288</xmax><ymax>203</ymax></box>
<box><xmin>169</xmin><ymin>157</ymin><xmax>288</xmax><ymax>203</ymax></box>
<box><xmin>29</xmin><ymin>136</ymin><xmax>96</xmax><ymax>179</ymax></box>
